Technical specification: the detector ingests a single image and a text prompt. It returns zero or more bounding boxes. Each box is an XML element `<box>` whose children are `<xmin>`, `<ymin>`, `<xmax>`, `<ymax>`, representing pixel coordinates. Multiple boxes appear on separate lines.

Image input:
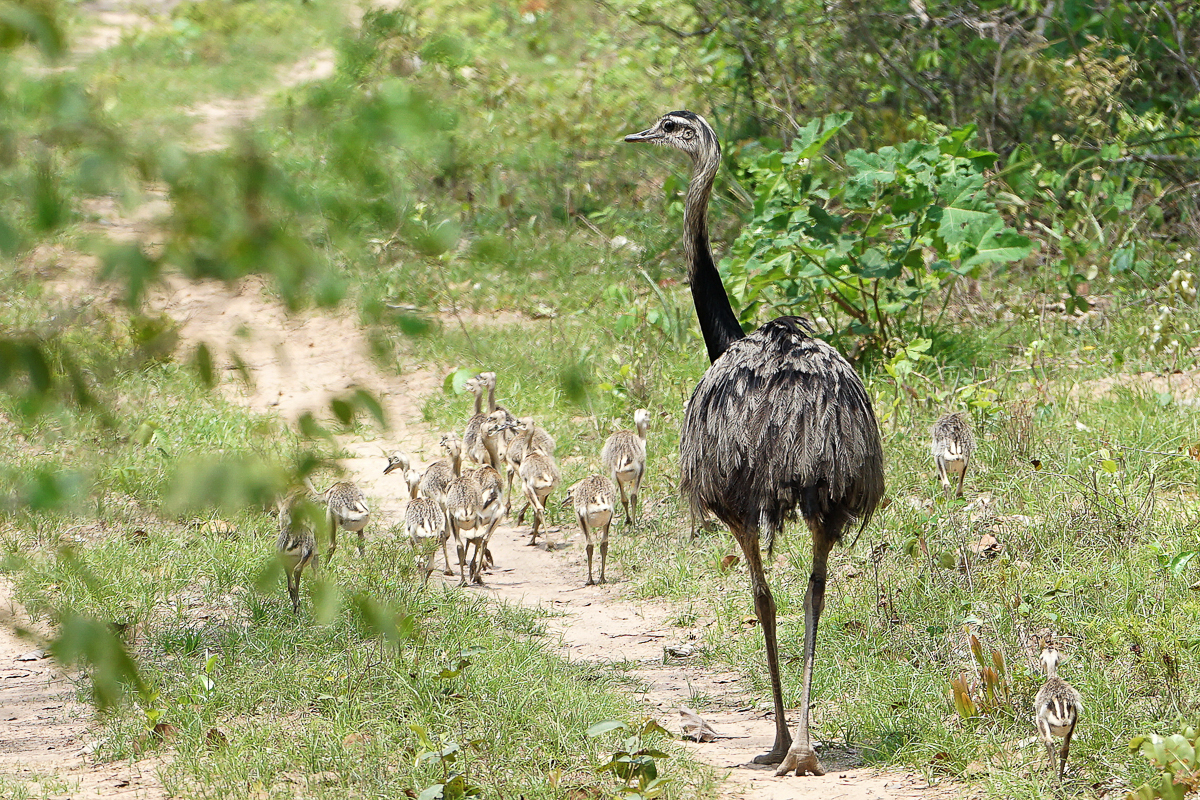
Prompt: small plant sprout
<box><xmin>949</xmin><ymin>633</ymin><xmax>1012</xmax><ymax>721</ymax></box>
<box><xmin>587</xmin><ymin>718</ymin><xmax>673</xmax><ymax>799</ymax></box>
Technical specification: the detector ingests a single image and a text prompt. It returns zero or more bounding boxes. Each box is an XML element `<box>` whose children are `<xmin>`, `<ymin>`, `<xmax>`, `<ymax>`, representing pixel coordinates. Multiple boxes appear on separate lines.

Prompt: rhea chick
<box><xmin>601</xmin><ymin>408</ymin><xmax>650</xmax><ymax>525</ymax></box>
<box><xmin>384</xmin><ymin>451</ymin><xmax>422</xmax><ymax>499</ymax></box>
<box><xmin>1034</xmin><ymin>647</ymin><xmax>1083</xmax><ymax>784</ymax></box>
<box><xmin>930</xmin><ymin>411</ymin><xmax>975</xmax><ymax>500</ymax></box>
<box><xmin>419</xmin><ymin>433</ymin><xmax>462</xmax><ymax>574</ymax></box>
<box><xmin>405</xmin><ymin>496</ymin><xmax>445</xmax><ymax>582</ymax></box>
<box><xmin>564</xmin><ymin>475</ymin><xmax>616</xmax><ymax>585</ymax></box>
<box><xmin>518</xmin><ymin>443</ymin><xmax>560</xmax><ymax>546</ymax></box>
<box><xmin>277</xmin><ymin>493</ymin><xmax>318</xmax><ymax>613</ymax></box>
<box><xmin>318</xmin><ymin>481</ymin><xmax>371</xmax><ymax>560</ymax></box>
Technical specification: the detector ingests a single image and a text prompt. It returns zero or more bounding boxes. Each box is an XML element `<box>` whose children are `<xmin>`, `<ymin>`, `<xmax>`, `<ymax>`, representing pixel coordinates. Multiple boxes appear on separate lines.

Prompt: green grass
<box><xmin>0</xmin><ymin>263</ymin><xmax>716</xmax><ymax>797</ymax></box>
<box><xmin>75</xmin><ymin>0</ymin><xmax>348</xmax><ymax>139</ymax></box>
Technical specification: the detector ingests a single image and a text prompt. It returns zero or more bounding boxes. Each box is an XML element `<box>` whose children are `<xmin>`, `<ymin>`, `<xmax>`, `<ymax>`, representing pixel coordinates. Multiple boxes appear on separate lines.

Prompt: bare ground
<box><xmin>0</xmin><ymin>582</ymin><xmax>166</xmax><ymax>799</ymax></box>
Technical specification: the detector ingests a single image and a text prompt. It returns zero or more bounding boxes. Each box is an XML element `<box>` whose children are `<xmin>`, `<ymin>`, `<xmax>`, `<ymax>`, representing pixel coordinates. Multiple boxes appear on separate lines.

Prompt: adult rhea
<box><xmin>625</xmin><ymin>111</ymin><xmax>885</xmax><ymax>776</ymax></box>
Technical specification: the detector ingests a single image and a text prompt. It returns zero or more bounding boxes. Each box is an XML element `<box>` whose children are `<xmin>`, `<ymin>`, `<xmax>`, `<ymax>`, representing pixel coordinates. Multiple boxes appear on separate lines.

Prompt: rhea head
<box><xmin>624</xmin><ymin>111</ymin><xmax>719</xmax><ymax>163</ymax></box>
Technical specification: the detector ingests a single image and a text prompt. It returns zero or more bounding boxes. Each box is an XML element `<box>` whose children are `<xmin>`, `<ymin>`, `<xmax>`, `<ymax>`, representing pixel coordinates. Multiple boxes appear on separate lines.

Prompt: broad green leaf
<box><xmin>963</xmin><ymin>223</ymin><xmax>1034</xmax><ymax>269</ymax></box>
<box><xmin>587</xmin><ymin>720</ymin><xmax>629</xmax><ymax>737</ymax></box>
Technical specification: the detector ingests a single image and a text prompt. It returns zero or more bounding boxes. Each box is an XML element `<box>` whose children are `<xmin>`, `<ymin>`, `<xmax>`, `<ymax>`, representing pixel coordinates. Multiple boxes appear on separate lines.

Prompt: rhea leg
<box><xmin>1037</xmin><ymin>717</ymin><xmax>1057</xmax><ymax>779</ymax></box>
<box><xmin>955</xmin><ymin>458</ymin><xmax>968</xmax><ymax>499</ymax></box>
<box><xmin>1057</xmin><ymin>723</ymin><xmax>1075</xmax><ymax>783</ymax></box>
<box><xmin>452</xmin><ymin>522</ymin><xmax>468</xmax><ymax>586</ymax></box>
<box><xmin>599</xmin><ymin>535</ymin><xmax>609</xmax><ymax>584</ymax></box>
<box><xmin>582</xmin><ymin>515</ymin><xmax>595</xmax><ymax>585</ymax></box>
<box><xmin>326</xmin><ymin>511</ymin><xmax>338</xmax><ymax>561</ymax></box>
<box><xmin>526</xmin><ymin>487</ymin><xmax>545</xmax><ymax>545</ymax></box>
<box><xmin>935</xmin><ymin>458</ymin><xmax>951</xmax><ymax>500</ymax></box>
<box><xmin>775</xmin><ymin>525</ymin><xmax>835</xmax><ymax>777</ymax></box>
<box><xmin>614</xmin><ymin>473</ymin><xmax>631</xmax><ymax>525</ymax></box>
<box><xmin>737</xmin><ymin>532</ymin><xmax>791</xmax><ymax>765</ymax></box>
<box><xmin>630</xmin><ymin>468</ymin><xmax>643</xmax><ymax>525</ymax></box>
<box><xmin>286</xmin><ymin>569</ymin><xmax>300</xmax><ymax>614</ymax></box>
<box><xmin>441</xmin><ymin>519</ymin><xmax>455</xmax><ymax>575</ymax></box>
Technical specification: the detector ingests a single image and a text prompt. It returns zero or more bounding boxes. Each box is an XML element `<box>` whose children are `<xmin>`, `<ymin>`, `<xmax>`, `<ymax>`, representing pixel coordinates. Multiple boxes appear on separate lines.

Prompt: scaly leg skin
<box><xmin>630</xmin><ymin>470</ymin><xmax>642</xmax><ymax>525</ymax></box>
<box><xmin>1058</xmin><ymin>724</ymin><xmax>1074</xmax><ymax>784</ymax></box>
<box><xmin>616</xmin><ymin>477</ymin><xmax>631</xmax><ymax>525</ymax></box>
<box><xmin>740</xmin><ymin>533</ymin><xmax>791</xmax><ymax>766</ymax></box>
<box><xmin>326</xmin><ymin>514</ymin><xmax>338</xmax><ymax>562</ymax></box>
<box><xmin>357</xmin><ymin>531</ymin><xmax>365</xmax><ymax>557</ymax></box>
<box><xmin>775</xmin><ymin>530</ymin><xmax>834</xmax><ymax>777</ymax></box>
<box><xmin>955</xmin><ymin>459</ymin><xmax>968</xmax><ymax>500</ymax></box>
<box><xmin>599</xmin><ymin>537</ymin><xmax>608</xmax><ymax>584</ymax></box>
<box><xmin>585</xmin><ymin>543</ymin><xmax>595</xmax><ymax>585</ymax></box>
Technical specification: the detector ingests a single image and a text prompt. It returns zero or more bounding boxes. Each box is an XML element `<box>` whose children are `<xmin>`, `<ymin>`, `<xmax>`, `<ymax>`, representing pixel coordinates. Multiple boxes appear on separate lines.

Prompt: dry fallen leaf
<box><xmin>741</xmin><ymin>615</ymin><xmax>758</xmax><ymax>627</ymax></box>
<box><xmin>151</xmin><ymin>722</ymin><xmax>178</xmax><ymax>742</ymax></box>
<box><xmin>343</xmin><ymin>732</ymin><xmax>369</xmax><ymax>747</ymax></box>
<box><xmin>719</xmin><ymin>554</ymin><xmax>739</xmax><ymax>572</ymax></box>
<box><xmin>205</xmin><ymin>728</ymin><xmax>228</xmax><ymax>749</ymax></box>
<box><xmin>679</xmin><ymin>706</ymin><xmax>720</xmax><ymax>742</ymax></box>
<box><xmin>968</xmin><ymin>533</ymin><xmax>1003</xmax><ymax>558</ymax></box>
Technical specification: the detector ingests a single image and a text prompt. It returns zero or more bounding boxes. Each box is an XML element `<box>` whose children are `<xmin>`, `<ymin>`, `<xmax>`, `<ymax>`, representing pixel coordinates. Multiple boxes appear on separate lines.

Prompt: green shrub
<box><xmin>721</xmin><ymin>114</ymin><xmax>1032</xmax><ymax>358</ymax></box>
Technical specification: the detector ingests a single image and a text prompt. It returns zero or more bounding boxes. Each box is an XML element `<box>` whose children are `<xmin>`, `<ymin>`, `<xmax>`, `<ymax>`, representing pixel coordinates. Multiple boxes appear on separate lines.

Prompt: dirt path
<box><xmin>0</xmin><ymin>583</ymin><xmax>165</xmax><ymax>799</ymax></box>
<box><xmin>144</xmin><ymin>277</ymin><xmax>965</xmax><ymax>799</ymax></box>
<box><xmin>19</xmin><ymin>227</ymin><xmax>968</xmax><ymax>800</ymax></box>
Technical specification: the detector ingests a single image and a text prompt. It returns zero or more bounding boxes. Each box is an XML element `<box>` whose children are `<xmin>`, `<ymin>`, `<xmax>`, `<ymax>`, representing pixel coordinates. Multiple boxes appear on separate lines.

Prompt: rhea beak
<box><xmin>383</xmin><ymin>461</ymin><xmax>400</xmax><ymax>475</ymax></box>
<box><xmin>624</xmin><ymin>128</ymin><xmax>657</xmax><ymax>143</ymax></box>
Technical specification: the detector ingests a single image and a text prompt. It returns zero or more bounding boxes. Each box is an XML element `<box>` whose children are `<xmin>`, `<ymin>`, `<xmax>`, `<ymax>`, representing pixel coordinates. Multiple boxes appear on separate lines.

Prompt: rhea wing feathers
<box><xmin>680</xmin><ymin>317</ymin><xmax>884</xmax><ymax>547</ymax></box>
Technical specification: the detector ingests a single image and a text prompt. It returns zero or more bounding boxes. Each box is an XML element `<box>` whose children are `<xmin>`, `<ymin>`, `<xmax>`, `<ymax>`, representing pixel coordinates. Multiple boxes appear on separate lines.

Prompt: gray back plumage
<box><xmin>325</xmin><ymin>481</ymin><xmax>370</xmax><ymax>531</ymax></box>
<box><xmin>680</xmin><ymin>317</ymin><xmax>885</xmax><ymax>548</ymax></box>
<box><xmin>930</xmin><ymin>412</ymin><xmax>975</xmax><ymax>460</ymax></box>
<box><xmin>405</xmin><ymin>497</ymin><xmax>445</xmax><ymax>543</ymax></box>
<box><xmin>277</xmin><ymin>494</ymin><xmax>317</xmax><ymax>564</ymax></box>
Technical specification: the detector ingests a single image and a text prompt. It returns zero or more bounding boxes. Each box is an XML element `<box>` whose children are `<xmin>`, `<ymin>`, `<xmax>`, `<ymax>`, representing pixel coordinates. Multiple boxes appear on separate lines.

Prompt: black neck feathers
<box><xmin>683</xmin><ymin>127</ymin><xmax>745</xmax><ymax>363</ymax></box>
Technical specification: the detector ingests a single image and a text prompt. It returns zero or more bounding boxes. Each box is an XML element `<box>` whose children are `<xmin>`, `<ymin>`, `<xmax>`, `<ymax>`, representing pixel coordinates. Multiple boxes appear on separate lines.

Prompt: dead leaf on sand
<box><xmin>679</xmin><ymin>706</ymin><xmax>720</xmax><ymax>742</ymax></box>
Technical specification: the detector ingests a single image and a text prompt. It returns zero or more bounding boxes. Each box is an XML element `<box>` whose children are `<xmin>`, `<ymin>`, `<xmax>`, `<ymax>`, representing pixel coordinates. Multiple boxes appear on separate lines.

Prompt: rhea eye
<box><xmin>662</xmin><ymin>120</ymin><xmax>676</xmax><ymax>133</ymax></box>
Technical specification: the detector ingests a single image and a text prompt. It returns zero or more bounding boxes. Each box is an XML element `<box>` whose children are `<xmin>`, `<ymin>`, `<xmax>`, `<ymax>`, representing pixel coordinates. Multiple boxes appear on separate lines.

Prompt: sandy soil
<box><xmin>0</xmin><ymin>582</ymin><xmax>166</xmax><ymax>799</ymax></box>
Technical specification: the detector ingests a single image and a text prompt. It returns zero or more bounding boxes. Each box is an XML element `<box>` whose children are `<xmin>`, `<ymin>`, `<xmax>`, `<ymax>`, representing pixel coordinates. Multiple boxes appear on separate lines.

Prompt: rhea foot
<box><xmin>774</xmin><ymin>745</ymin><xmax>824</xmax><ymax>777</ymax></box>
<box><xmin>751</xmin><ymin>737</ymin><xmax>791</xmax><ymax>766</ymax></box>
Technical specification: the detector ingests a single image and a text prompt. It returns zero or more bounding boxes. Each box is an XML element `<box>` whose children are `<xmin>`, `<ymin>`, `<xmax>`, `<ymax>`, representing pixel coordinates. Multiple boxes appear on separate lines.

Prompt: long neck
<box><xmin>472</xmin><ymin>390</ymin><xmax>483</xmax><ymax>416</ymax></box>
<box><xmin>486</xmin><ymin>383</ymin><xmax>497</xmax><ymax>413</ymax></box>
<box><xmin>685</xmin><ymin>145</ymin><xmax>744</xmax><ymax>363</ymax></box>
